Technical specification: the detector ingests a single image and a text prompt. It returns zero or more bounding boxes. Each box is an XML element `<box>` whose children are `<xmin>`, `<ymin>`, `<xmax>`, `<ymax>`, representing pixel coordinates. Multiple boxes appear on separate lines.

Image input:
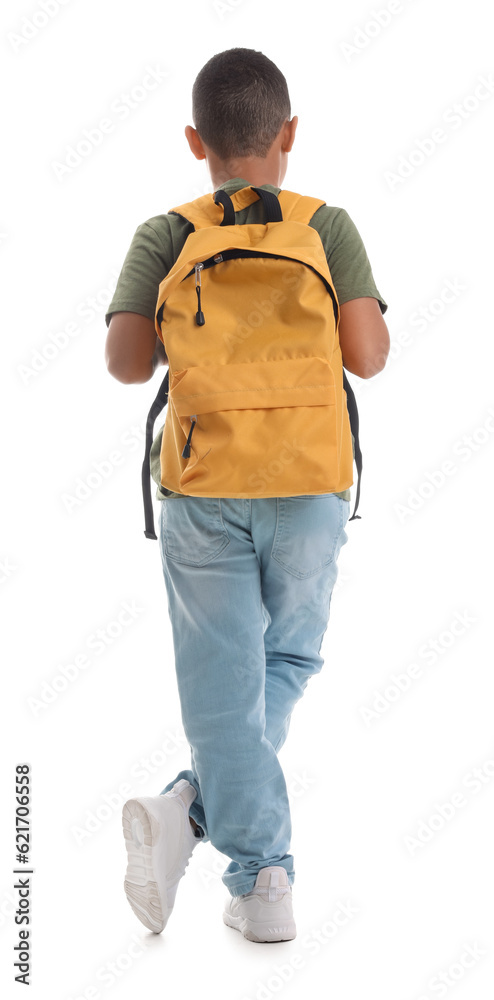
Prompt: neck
<box><xmin>207</xmin><ymin>155</ymin><xmax>284</xmax><ymax>191</ymax></box>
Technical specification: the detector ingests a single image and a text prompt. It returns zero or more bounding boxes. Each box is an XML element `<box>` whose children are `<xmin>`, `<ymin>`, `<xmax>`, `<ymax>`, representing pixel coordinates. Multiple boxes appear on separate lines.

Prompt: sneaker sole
<box><xmin>223</xmin><ymin>909</ymin><xmax>297</xmax><ymax>943</ymax></box>
<box><xmin>122</xmin><ymin>799</ymin><xmax>167</xmax><ymax>934</ymax></box>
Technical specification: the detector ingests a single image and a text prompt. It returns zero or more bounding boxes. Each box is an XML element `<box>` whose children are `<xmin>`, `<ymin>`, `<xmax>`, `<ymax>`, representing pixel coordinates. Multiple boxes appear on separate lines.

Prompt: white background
<box><xmin>1</xmin><ymin>0</ymin><xmax>493</xmax><ymax>997</ymax></box>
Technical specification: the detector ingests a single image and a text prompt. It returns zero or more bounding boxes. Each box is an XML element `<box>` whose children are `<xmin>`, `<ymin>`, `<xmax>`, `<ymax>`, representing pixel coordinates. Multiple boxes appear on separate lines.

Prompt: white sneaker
<box><xmin>223</xmin><ymin>866</ymin><xmax>297</xmax><ymax>942</ymax></box>
<box><xmin>122</xmin><ymin>778</ymin><xmax>202</xmax><ymax>933</ymax></box>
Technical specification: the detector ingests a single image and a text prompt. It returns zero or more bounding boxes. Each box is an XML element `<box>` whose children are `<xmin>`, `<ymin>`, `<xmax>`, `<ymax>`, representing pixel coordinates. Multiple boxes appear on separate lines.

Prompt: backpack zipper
<box><xmin>182</xmin><ymin>414</ymin><xmax>197</xmax><ymax>458</ymax></box>
<box><xmin>186</xmin><ymin>249</ymin><xmax>338</xmax><ymax>328</ymax></box>
<box><xmin>194</xmin><ymin>263</ymin><xmax>205</xmax><ymax>326</ymax></box>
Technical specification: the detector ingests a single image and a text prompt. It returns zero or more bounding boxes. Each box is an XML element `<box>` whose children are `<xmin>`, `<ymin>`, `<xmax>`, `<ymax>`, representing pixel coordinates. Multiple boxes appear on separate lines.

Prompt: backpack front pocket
<box><xmin>166</xmin><ymin>357</ymin><xmax>344</xmax><ymax>498</ymax></box>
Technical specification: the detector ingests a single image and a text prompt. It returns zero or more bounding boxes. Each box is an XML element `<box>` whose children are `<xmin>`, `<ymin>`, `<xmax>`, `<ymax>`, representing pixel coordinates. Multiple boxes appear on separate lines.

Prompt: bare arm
<box><xmin>105</xmin><ymin>312</ymin><xmax>168</xmax><ymax>384</ymax></box>
<box><xmin>338</xmin><ymin>296</ymin><xmax>390</xmax><ymax>379</ymax></box>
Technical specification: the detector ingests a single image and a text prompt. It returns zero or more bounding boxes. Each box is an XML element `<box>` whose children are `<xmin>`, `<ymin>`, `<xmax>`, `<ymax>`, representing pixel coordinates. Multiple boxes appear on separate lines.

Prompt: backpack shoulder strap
<box><xmin>168</xmin><ymin>193</ymin><xmax>223</xmax><ymax>230</ymax></box>
<box><xmin>278</xmin><ymin>190</ymin><xmax>326</xmax><ymax>225</ymax></box>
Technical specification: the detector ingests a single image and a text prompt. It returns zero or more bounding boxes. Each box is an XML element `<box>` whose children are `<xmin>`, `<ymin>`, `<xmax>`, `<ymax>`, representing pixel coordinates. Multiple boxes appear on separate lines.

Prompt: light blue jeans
<box><xmin>159</xmin><ymin>494</ymin><xmax>350</xmax><ymax>897</ymax></box>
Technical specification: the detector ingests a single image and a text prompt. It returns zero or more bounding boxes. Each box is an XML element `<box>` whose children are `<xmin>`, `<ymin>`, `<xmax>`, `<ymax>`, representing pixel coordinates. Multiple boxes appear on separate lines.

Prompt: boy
<box><xmin>105</xmin><ymin>48</ymin><xmax>389</xmax><ymax>943</ymax></box>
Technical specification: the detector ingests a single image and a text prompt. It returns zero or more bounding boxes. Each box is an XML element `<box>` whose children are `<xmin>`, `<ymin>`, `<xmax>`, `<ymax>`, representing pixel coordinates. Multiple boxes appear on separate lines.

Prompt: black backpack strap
<box><xmin>214</xmin><ymin>186</ymin><xmax>283</xmax><ymax>224</ymax></box>
<box><xmin>342</xmin><ymin>370</ymin><xmax>362</xmax><ymax>521</ymax></box>
<box><xmin>250</xmin><ymin>186</ymin><xmax>283</xmax><ymax>222</ymax></box>
<box><xmin>214</xmin><ymin>189</ymin><xmax>236</xmax><ymax>226</ymax></box>
<box><xmin>142</xmin><ymin>368</ymin><xmax>169</xmax><ymax>539</ymax></box>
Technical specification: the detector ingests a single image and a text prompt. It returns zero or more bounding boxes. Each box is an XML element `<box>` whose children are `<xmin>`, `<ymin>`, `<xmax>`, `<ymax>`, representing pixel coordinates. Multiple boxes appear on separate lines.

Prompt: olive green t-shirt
<box><xmin>105</xmin><ymin>177</ymin><xmax>388</xmax><ymax>502</ymax></box>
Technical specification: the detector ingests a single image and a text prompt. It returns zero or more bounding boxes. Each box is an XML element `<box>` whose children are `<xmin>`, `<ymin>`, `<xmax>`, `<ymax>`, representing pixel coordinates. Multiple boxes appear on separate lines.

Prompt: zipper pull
<box><xmin>182</xmin><ymin>415</ymin><xmax>197</xmax><ymax>458</ymax></box>
<box><xmin>195</xmin><ymin>263</ymin><xmax>205</xmax><ymax>325</ymax></box>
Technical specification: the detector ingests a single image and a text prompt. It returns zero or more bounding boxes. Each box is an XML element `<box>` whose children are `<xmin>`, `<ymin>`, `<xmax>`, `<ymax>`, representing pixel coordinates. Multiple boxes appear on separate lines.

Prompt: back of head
<box><xmin>192</xmin><ymin>48</ymin><xmax>291</xmax><ymax>160</ymax></box>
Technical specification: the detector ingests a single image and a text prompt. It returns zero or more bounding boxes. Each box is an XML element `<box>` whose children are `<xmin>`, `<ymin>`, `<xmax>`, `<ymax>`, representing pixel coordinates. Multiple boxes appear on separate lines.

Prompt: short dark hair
<box><xmin>192</xmin><ymin>48</ymin><xmax>291</xmax><ymax>160</ymax></box>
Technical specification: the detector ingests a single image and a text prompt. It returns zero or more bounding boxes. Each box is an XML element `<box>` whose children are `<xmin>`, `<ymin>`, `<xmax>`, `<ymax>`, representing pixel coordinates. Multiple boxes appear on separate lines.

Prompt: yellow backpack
<box><xmin>142</xmin><ymin>185</ymin><xmax>362</xmax><ymax>539</ymax></box>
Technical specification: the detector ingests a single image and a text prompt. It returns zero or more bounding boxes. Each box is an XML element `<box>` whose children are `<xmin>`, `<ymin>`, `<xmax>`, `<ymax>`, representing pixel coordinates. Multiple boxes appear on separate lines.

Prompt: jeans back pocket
<box><xmin>271</xmin><ymin>495</ymin><xmax>347</xmax><ymax>579</ymax></box>
<box><xmin>161</xmin><ymin>497</ymin><xmax>230</xmax><ymax>566</ymax></box>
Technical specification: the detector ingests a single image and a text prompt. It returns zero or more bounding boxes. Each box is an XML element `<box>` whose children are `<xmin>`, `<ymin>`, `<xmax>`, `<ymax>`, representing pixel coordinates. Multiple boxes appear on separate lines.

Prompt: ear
<box><xmin>282</xmin><ymin>116</ymin><xmax>298</xmax><ymax>153</ymax></box>
<box><xmin>185</xmin><ymin>125</ymin><xmax>207</xmax><ymax>161</ymax></box>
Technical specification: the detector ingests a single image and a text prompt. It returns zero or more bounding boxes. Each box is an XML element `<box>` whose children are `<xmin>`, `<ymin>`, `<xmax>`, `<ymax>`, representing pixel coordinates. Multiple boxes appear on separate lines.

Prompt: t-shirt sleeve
<box><xmin>311</xmin><ymin>205</ymin><xmax>388</xmax><ymax>314</ymax></box>
<box><xmin>105</xmin><ymin>219</ymin><xmax>174</xmax><ymax>328</ymax></box>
